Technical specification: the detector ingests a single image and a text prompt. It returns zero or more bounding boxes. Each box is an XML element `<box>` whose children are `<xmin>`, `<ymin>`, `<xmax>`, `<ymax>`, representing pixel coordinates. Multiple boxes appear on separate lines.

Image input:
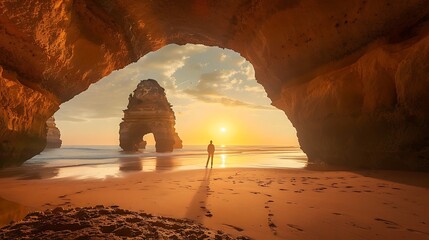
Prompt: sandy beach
<box><xmin>1</xmin><ymin>167</ymin><xmax>428</xmax><ymax>239</ymax></box>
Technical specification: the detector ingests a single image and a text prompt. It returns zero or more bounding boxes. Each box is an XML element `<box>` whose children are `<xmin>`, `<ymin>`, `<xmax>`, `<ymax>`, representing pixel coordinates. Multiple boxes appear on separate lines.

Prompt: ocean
<box><xmin>6</xmin><ymin>145</ymin><xmax>307</xmax><ymax>179</ymax></box>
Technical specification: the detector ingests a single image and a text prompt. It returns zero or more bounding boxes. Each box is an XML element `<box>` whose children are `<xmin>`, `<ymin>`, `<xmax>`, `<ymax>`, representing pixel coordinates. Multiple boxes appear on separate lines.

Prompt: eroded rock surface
<box><xmin>0</xmin><ymin>1</ymin><xmax>429</xmax><ymax>169</ymax></box>
<box><xmin>0</xmin><ymin>206</ymin><xmax>249</xmax><ymax>240</ymax></box>
<box><xmin>276</xmin><ymin>33</ymin><xmax>429</xmax><ymax>169</ymax></box>
<box><xmin>119</xmin><ymin>79</ymin><xmax>182</xmax><ymax>152</ymax></box>
<box><xmin>45</xmin><ymin>117</ymin><xmax>62</xmax><ymax>149</ymax></box>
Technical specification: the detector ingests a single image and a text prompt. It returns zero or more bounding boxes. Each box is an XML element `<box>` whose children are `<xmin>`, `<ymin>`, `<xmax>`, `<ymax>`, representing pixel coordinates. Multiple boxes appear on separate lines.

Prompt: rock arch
<box><xmin>0</xmin><ymin>1</ymin><xmax>429</xmax><ymax>169</ymax></box>
<box><xmin>119</xmin><ymin>79</ymin><xmax>182</xmax><ymax>152</ymax></box>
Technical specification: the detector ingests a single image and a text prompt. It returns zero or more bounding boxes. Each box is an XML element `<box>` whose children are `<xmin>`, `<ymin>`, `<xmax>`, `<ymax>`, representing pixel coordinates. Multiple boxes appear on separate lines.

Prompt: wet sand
<box><xmin>0</xmin><ymin>168</ymin><xmax>428</xmax><ymax>239</ymax></box>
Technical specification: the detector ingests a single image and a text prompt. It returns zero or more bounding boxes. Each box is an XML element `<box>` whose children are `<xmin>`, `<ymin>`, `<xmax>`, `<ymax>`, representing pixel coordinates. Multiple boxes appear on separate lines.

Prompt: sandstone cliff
<box><xmin>119</xmin><ymin>79</ymin><xmax>182</xmax><ymax>152</ymax></box>
<box><xmin>0</xmin><ymin>1</ymin><xmax>428</xmax><ymax>169</ymax></box>
<box><xmin>45</xmin><ymin>117</ymin><xmax>62</xmax><ymax>149</ymax></box>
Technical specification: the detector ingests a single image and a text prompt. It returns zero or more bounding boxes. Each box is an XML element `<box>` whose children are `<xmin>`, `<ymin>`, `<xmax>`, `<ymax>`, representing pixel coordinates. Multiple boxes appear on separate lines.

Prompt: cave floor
<box><xmin>0</xmin><ymin>168</ymin><xmax>428</xmax><ymax>240</ymax></box>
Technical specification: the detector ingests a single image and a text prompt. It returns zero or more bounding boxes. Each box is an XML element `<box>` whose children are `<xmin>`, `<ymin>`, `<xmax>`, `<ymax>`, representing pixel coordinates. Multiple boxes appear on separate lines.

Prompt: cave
<box><xmin>1</xmin><ymin>1</ymin><xmax>429</xmax><ymax>170</ymax></box>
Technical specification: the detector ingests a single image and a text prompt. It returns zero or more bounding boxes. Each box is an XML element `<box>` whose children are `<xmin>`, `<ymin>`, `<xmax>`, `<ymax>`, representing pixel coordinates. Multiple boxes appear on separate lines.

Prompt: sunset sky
<box><xmin>55</xmin><ymin>44</ymin><xmax>299</xmax><ymax>146</ymax></box>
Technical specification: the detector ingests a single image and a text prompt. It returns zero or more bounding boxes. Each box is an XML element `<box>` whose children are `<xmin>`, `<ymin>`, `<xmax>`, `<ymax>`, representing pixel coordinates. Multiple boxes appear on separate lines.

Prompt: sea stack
<box><xmin>119</xmin><ymin>79</ymin><xmax>183</xmax><ymax>152</ymax></box>
<box><xmin>45</xmin><ymin>117</ymin><xmax>62</xmax><ymax>148</ymax></box>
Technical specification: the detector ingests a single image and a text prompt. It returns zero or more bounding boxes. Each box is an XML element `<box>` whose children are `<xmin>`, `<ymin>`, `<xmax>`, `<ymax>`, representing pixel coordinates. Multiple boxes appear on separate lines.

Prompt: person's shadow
<box><xmin>185</xmin><ymin>168</ymin><xmax>212</xmax><ymax>222</ymax></box>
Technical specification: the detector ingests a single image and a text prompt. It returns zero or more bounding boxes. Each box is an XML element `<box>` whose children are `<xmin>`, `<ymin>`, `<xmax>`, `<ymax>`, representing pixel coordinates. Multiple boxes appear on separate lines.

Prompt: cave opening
<box><xmin>55</xmin><ymin>44</ymin><xmax>299</xmax><ymax>147</ymax></box>
<box><xmin>41</xmin><ymin>44</ymin><xmax>306</xmax><ymax>172</ymax></box>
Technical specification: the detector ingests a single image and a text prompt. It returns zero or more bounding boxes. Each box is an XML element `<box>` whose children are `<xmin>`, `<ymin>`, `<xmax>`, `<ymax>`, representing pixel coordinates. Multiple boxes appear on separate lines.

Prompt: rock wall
<box><xmin>0</xmin><ymin>0</ymin><xmax>429</xmax><ymax>169</ymax></box>
<box><xmin>45</xmin><ymin>117</ymin><xmax>62</xmax><ymax>148</ymax></box>
<box><xmin>276</xmin><ymin>34</ymin><xmax>429</xmax><ymax>169</ymax></box>
<box><xmin>0</xmin><ymin>67</ymin><xmax>59</xmax><ymax>167</ymax></box>
<box><xmin>119</xmin><ymin>79</ymin><xmax>182</xmax><ymax>152</ymax></box>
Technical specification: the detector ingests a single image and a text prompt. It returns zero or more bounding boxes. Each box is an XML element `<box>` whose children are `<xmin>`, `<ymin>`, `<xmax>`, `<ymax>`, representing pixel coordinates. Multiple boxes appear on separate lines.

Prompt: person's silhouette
<box><xmin>206</xmin><ymin>140</ymin><xmax>215</xmax><ymax>168</ymax></box>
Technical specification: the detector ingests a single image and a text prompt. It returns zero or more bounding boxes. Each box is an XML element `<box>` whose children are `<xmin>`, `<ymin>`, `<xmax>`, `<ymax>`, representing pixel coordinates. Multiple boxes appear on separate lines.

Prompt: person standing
<box><xmin>206</xmin><ymin>140</ymin><xmax>215</xmax><ymax>168</ymax></box>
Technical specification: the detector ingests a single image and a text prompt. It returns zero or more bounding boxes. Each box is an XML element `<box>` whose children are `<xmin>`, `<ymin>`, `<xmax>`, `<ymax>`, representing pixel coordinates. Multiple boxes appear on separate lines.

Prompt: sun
<box><xmin>220</xmin><ymin>127</ymin><xmax>227</xmax><ymax>133</ymax></box>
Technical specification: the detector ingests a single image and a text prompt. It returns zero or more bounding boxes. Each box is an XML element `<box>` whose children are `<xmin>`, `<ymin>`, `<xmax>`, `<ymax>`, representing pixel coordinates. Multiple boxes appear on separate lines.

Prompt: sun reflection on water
<box><xmin>220</xmin><ymin>154</ymin><xmax>226</xmax><ymax>168</ymax></box>
<box><xmin>54</xmin><ymin>164</ymin><xmax>121</xmax><ymax>180</ymax></box>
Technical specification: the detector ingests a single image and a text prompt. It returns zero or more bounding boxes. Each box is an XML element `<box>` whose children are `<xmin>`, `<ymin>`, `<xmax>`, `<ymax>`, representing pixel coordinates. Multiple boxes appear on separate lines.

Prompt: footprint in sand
<box><xmin>59</xmin><ymin>201</ymin><xmax>71</xmax><ymax>206</ymax></box>
<box><xmin>287</xmin><ymin>224</ymin><xmax>303</xmax><ymax>232</ymax></box>
<box><xmin>348</xmin><ymin>221</ymin><xmax>371</xmax><ymax>230</ymax></box>
<box><xmin>314</xmin><ymin>187</ymin><xmax>327</xmax><ymax>192</ymax></box>
<box><xmin>374</xmin><ymin>218</ymin><xmax>400</xmax><ymax>229</ymax></box>
<box><xmin>265</xmin><ymin>199</ymin><xmax>274</xmax><ymax>225</ymax></box>
<box><xmin>223</xmin><ymin>224</ymin><xmax>244</xmax><ymax>232</ymax></box>
<box><xmin>268</xmin><ymin>219</ymin><xmax>277</xmax><ymax>235</ymax></box>
<box><xmin>250</xmin><ymin>191</ymin><xmax>261</xmax><ymax>195</ymax></box>
<box><xmin>268</xmin><ymin>221</ymin><xmax>276</xmax><ymax>229</ymax></box>
<box><xmin>407</xmin><ymin>228</ymin><xmax>429</xmax><ymax>236</ymax></box>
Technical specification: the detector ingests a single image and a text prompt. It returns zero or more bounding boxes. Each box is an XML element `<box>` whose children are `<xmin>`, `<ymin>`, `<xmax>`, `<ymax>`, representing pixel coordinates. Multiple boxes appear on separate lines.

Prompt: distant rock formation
<box><xmin>45</xmin><ymin>117</ymin><xmax>62</xmax><ymax>148</ymax></box>
<box><xmin>119</xmin><ymin>80</ymin><xmax>183</xmax><ymax>152</ymax></box>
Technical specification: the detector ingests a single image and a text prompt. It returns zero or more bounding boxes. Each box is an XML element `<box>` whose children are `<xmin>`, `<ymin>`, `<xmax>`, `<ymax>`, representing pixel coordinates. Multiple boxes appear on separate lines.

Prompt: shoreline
<box><xmin>0</xmin><ymin>167</ymin><xmax>428</xmax><ymax>239</ymax></box>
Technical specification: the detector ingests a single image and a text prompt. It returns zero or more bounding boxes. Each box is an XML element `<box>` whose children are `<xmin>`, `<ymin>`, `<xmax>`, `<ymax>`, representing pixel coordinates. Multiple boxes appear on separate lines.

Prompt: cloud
<box><xmin>182</xmin><ymin>93</ymin><xmax>273</xmax><ymax>110</ymax></box>
<box><xmin>181</xmin><ymin>69</ymin><xmax>272</xmax><ymax>110</ymax></box>
<box><xmin>244</xmin><ymin>85</ymin><xmax>264</xmax><ymax>92</ymax></box>
<box><xmin>182</xmin><ymin>70</ymin><xmax>241</xmax><ymax>95</ymax></box>
<box><xmin>135</xmin><ymin>44</ymin><xmax>208</xmax><ymax>91</ymax></box>
<box><xmin>56</xmin><ymin>44</ymin><xmax>273</xmax><ymax>123</ymax></box>
<box><xmin>239</xmin><ymin>61</ymin><xmax>255</xmax><ymax>81</ymax></box>
<box><xmin>219</xmin><ymin>53</ymin><xmax>227</xmax><ymax>61</ymax></box>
